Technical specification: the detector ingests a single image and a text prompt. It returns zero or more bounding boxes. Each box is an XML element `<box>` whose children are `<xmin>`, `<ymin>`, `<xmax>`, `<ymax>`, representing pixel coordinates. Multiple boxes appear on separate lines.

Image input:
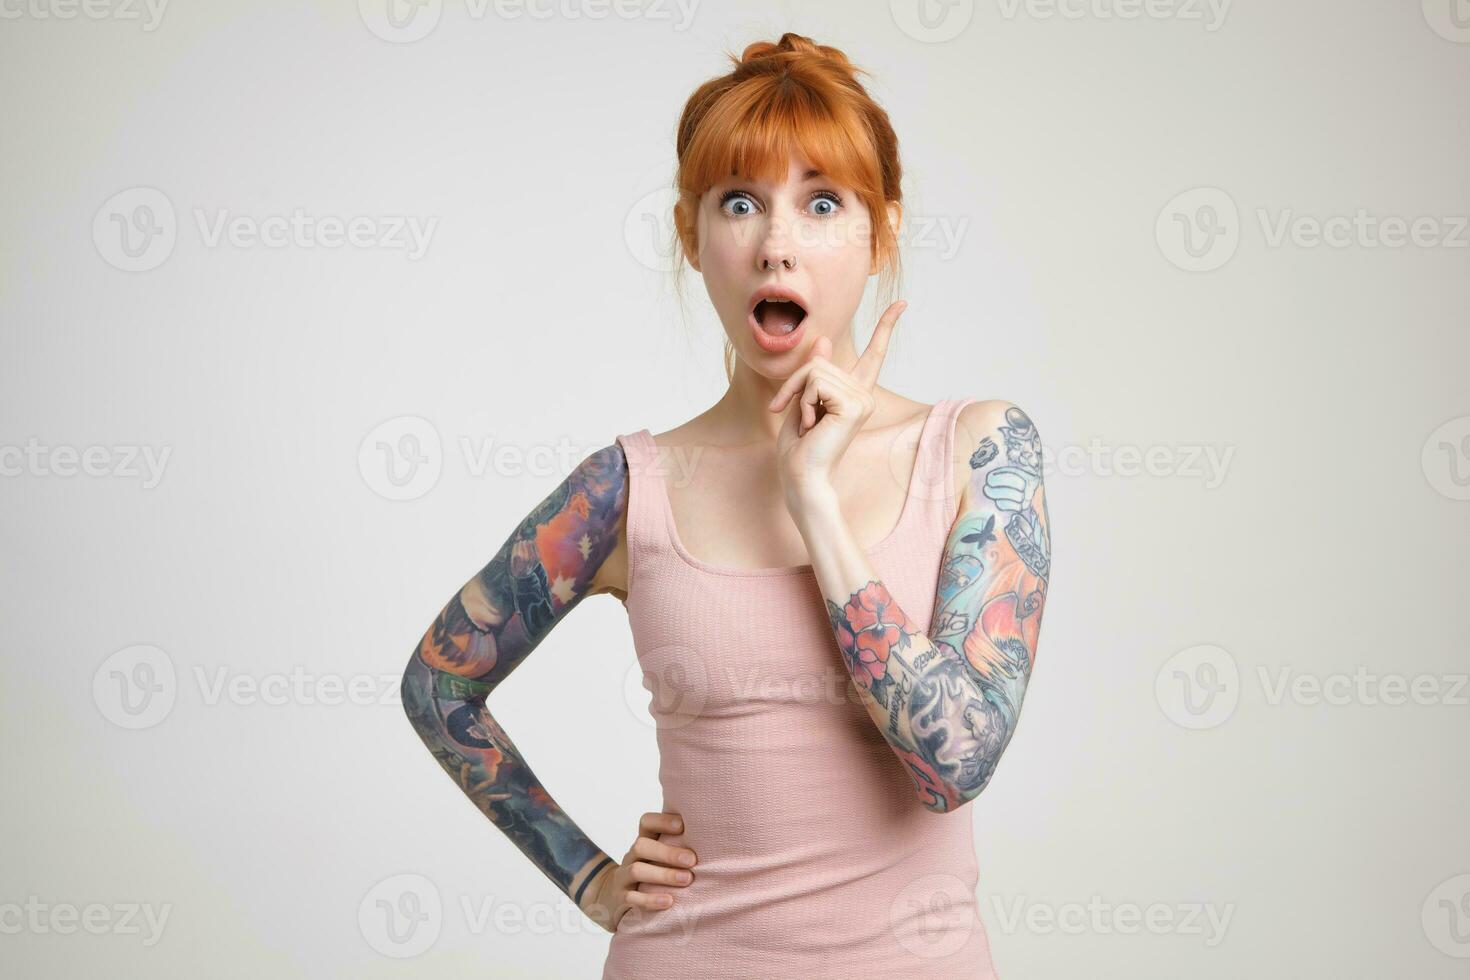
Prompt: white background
<box><xmin>2</xmin><ymin>0</ymin><xmax>1467</xmax><ymax>976</ymax></box>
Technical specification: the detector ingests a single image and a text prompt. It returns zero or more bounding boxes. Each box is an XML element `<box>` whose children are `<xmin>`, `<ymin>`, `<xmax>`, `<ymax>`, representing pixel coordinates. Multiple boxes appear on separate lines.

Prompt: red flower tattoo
<box><xmin>839</xmin><ymin>582</ymin><xmax>912</xmax><ymax>690</ymax></box>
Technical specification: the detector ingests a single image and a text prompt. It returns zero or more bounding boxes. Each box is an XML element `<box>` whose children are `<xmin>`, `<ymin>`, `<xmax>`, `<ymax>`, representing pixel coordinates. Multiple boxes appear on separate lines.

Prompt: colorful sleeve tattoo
<box><xmin>818</xmin><ymin>401</ymin><xmax>1050</xmax><ymax>813</ymax></box>
<box><xmin>399</xmin><ymin>443</ymin><xmax>629</xmax><ymax>906</ymax></box>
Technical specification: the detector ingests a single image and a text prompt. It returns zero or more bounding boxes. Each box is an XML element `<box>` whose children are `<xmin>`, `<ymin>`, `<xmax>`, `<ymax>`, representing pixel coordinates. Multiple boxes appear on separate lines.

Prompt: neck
<box><xmin>713</xmin><ymin>329</ymin><xmax>871</xmax><ymax>445</ymax></box>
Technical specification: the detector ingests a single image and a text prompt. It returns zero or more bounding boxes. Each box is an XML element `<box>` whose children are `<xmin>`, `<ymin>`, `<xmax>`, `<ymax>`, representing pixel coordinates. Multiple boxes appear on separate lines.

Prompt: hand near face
<box><xmin>767</xmin><ymin>299</ymin><xmax>907</xmax><ymax>500</ymax></box>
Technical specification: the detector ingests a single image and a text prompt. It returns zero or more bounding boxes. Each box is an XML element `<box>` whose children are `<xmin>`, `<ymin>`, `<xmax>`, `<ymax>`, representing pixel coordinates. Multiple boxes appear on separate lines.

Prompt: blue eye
<box><xmin>717</xmin><ymin>188</ymin><xmax>844</xmax><ymax>217</ymax></box>
<box><xmin>719</xmin><ymin>190</ymin><xmax>756</xmax><ymax>216</ymax></box>
<box><xmin>810</xmin><ymin>191</ymin><xmax>842</xmax><ymax>216</ymax></box>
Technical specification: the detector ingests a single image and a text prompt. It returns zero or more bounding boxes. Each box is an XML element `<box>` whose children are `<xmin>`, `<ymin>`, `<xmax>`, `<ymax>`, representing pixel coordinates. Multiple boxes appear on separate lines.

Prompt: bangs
<box><xmin>679</xmin><ymin>81</ymin><xmax>880</xmax><ymax>199</ymax></box>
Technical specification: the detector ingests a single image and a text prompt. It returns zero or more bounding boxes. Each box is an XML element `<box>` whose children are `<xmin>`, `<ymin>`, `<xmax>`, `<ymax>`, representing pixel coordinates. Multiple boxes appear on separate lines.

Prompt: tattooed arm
<box><xmin>799</xmin><ymin>400</ymin><xmax>1050</xmax><ymax>813</ymax></box>
<box><xmin>399</xmin><ymin>444</ymin><xmax>629</xmax><ymax>910</ymax></box>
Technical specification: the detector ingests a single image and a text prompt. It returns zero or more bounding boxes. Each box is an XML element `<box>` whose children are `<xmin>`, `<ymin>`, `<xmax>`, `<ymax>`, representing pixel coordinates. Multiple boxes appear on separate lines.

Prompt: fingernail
<box><xmin>681</xmin><ymin>853</ymin><xmax>695</xmax><ymax>866</ymax></box>
<box><xmin>677</xmin><ymin>871</ymin><xmax>692</xmax><ymax>883</ymax></box>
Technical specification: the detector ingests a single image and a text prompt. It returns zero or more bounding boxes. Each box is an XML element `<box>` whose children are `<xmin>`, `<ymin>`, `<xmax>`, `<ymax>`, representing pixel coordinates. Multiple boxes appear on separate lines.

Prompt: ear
<box><xmin>678</xmin><ymin>198</ymin><xmax>702</xmax><ymax>273</ymax></box>
<box><xmin>885</xmin><ymin>200</ymin><xmax>903</xmax><ymax>241</ymax></box>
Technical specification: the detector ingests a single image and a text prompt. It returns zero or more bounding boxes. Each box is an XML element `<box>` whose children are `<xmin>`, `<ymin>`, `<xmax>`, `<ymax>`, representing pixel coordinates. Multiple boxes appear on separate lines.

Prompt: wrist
<box><xmin>575</xmin><ymin>854</ymin><xmax>616</xmax><ymax>911</ymax></box>
<box><xmin>786</xmin><ymin>481</ymin><xmax>840</xmax><ymax>536</ymax></box>
<box><xmin>786</xmin><ymin>478</ymin><xmax>837</xmax><ymax>514</ymax></box>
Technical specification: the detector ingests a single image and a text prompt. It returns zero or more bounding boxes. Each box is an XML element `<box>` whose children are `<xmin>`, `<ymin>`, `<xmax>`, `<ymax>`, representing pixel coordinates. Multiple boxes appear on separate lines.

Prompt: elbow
<box><xmin>917</xmin><ymin>759</ymin><xmax>1001</xmax><ymax>814</ymax></box>
<box><xmin>400</xmin><ymin>648</ymin><xmax>437</xmax><ymax>731</ymax></box>
<box><xmin>919</xmin><ymin>783</ymin><xmax>982</xmax><ymax>815</ymax></box>
<box><xmin>399</xmin><ymin>646</ymin><xmax>495</xmax><ymax>734</ymax></box>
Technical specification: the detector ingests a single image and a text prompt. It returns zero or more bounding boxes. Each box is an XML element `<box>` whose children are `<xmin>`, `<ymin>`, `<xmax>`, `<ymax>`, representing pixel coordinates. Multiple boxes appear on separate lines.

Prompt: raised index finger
<box><xmin>852</xmin><ymin>300</ymin><xmax>906</xmax><ymax>388</ymax></box>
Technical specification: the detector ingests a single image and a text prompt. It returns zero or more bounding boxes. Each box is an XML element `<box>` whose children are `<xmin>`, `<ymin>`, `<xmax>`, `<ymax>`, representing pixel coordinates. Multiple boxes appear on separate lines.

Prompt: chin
<box><xmin>729</xmin><ymin>328</ymin><xmax>819</xmax><ymax>378</ymax></box>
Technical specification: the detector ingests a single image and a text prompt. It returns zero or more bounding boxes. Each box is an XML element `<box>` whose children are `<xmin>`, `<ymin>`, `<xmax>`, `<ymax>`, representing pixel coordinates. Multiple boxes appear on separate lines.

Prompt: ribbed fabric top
<box><xmin>603</xmin><ymin>397</ymin><xmax>997</xmax><ymax>980</ymax></box>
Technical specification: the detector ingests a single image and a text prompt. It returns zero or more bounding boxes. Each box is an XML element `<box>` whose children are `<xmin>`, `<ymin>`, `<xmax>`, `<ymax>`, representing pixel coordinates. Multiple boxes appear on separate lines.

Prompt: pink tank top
<box><xmin>604</xmin><ymin>397</ymin><xmax>998</xmax><ymax>979</ymax></box>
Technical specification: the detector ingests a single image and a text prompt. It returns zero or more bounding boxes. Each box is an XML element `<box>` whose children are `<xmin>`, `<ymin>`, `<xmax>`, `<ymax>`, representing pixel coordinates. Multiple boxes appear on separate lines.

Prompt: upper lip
<box><xmin>748</xmin><ymin>283</ymin><xmax>810</xmax><ymax>316</ymax></box>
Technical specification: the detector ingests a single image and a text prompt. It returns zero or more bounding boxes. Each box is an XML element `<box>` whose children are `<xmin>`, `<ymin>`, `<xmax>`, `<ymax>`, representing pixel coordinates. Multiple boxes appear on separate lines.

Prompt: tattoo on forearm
<box><xmin>401</xmin><ymin>444</ymin><xmax>628</xmax><ymax>899</ymax></box>
<box><xmin>824</xmin><ymin>405</ymin><xmax>1051</xmax><ymax>812</ymax></box>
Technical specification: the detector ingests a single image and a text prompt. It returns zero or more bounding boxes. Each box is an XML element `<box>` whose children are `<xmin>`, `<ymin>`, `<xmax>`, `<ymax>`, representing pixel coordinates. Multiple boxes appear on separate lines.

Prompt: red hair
<box><xmin>671</xmin><ymin>33</ymin><xmax>905</xmax><ymax>379</ymax></box>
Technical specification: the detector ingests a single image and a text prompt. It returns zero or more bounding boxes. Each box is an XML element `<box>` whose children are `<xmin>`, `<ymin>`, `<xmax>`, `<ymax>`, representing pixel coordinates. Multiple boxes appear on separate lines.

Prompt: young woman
<box><xmin>400</xmin><ymin>33</ymin><xmax>1050</xmax><ymax>978</ymax></box>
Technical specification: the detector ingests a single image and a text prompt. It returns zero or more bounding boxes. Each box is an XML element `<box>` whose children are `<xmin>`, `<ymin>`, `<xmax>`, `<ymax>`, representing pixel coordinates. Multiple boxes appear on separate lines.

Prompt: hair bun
<box><xmin>738</xmin><ymin>32</ymin><xmax>856</xmax><ymax>72</ymax></box>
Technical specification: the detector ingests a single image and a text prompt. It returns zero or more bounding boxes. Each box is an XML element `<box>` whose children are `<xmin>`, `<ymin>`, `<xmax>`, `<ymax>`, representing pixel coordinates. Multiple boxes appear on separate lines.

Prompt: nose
<box><xmin>756</xmin><ymin>217</ymin><xmax>798</xmax><ymax>271</ymax></box>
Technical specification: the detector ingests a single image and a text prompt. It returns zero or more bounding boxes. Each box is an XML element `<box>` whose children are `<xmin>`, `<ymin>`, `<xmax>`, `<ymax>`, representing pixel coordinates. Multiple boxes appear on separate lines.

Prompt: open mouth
<box><xmin>746</xmin><ymin>285</ymin><xmax>812</xmax><ymax>353</ymax></box>
<box><xmin>752</xmin><ymin>298</ymin><xmax>807</xmax><ymax>336</ymax></box>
